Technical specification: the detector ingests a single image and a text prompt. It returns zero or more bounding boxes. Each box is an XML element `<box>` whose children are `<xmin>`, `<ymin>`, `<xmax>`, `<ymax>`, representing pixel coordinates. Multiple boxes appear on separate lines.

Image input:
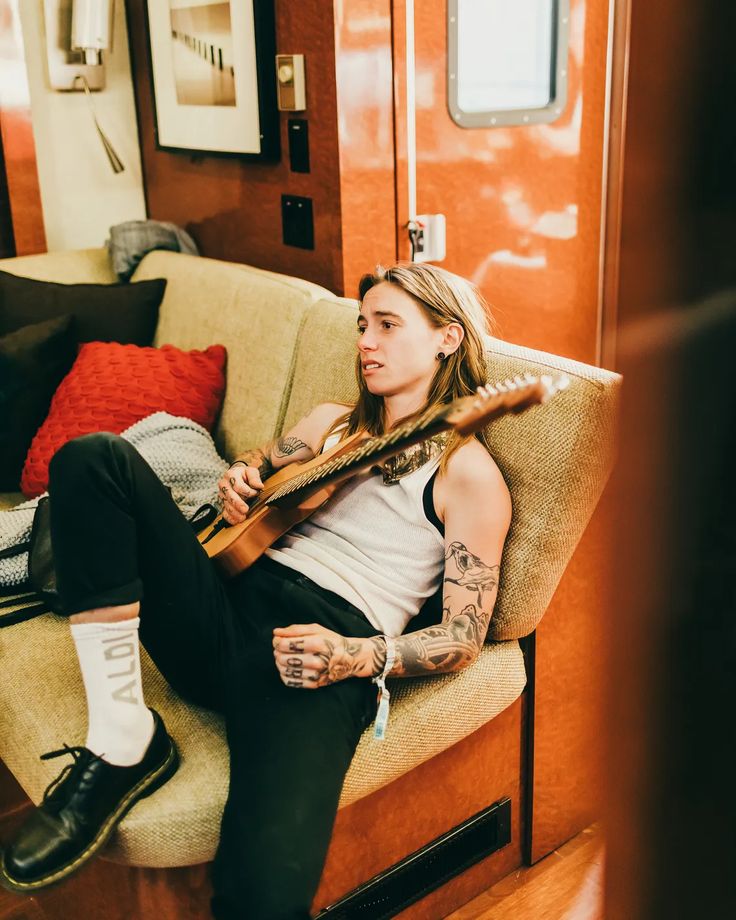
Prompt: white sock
<box><xmin>70</xmin><ymin>617</ymin><xmax>155</xmax><ymax>766</ymax></box>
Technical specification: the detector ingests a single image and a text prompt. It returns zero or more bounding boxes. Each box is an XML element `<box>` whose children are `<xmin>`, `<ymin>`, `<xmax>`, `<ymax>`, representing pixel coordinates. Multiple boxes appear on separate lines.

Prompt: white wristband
<box><xmin>371</xmin><ymin>635</ymin><xmax>396</xmax><ymax>740</ymax></box>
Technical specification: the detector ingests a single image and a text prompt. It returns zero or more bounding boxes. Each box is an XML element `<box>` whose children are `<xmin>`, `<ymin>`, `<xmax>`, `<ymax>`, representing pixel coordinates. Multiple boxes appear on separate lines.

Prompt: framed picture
<box><xmin>144</xmin><ymin>0</ymin><xmax>279</xmax><ymax>160</ymax></box>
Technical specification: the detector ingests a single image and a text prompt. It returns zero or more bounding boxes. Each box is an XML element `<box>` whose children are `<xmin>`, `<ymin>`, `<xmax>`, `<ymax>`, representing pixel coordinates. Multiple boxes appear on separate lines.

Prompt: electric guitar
<box><xmin>198</xmin><ymin>373</ymin><xmax>569</xmax><ymax>577</ymax></box>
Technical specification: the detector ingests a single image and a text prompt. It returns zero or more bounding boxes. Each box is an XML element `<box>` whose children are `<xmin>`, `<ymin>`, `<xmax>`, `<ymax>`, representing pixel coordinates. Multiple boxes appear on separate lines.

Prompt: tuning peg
<box><xmin>537</xmin><ymin>373</ymin><xmax>570</xmax><ymax>402</ymax></box>
<box><xmin>504</xmin><ymin>378</ymin><xmax>518</xmax><ymax>390</ymax></box>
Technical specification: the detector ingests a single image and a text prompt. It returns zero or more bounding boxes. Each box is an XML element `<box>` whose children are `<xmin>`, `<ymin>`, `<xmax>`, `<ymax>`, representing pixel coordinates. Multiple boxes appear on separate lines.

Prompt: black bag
<box><xmin>0</xmin><ymin>496</ymin><xmax>58</xmax><ymax>626</ymax></box>
<box><xmin>27</xmin><ymin>495</ymin><xmax>64</xmax><ymax>614</ymax></box>
<box><xmin>1</xmin><ymin>494</ymin><xmax>220</xmax><ymax>627</ymax></box>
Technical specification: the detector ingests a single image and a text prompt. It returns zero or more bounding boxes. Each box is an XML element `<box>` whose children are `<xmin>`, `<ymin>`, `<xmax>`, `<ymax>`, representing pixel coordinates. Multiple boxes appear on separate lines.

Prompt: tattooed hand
<box><xmin>218</xmin><ymin>460</ymin><xmax>264</xmax><ymax>525</ymax></box>
<box><xmin>272</xmin><ymin>624</ymin><xmax>376</xmax><ymax>689</ymax></box>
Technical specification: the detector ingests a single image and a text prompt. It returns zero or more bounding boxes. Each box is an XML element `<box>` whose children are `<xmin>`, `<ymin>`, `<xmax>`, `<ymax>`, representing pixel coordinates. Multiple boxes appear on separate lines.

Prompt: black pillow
<box><xmin>0</xmin><ymin>315</ymin><xmax>78</xmax><ymax>490</ymax></box>
<box><xmin>0</xmin><ymin>270</ymin><xmax>166</xmax><ymax>345</ymax></box>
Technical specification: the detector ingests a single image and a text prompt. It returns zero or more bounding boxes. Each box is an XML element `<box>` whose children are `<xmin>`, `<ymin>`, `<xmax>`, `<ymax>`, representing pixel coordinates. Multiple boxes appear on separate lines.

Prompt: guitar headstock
<box><xmin>445</xmin><ymin>373</ymin><xmax>570</xmax><ymax>435</ymax></box>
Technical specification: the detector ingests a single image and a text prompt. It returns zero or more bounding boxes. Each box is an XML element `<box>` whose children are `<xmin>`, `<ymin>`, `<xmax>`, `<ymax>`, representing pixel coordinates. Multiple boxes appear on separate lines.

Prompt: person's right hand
<box><xmin>218</xmin><ymin>463</ymin><xmax>264</xmax><ymax>525</ymax></box>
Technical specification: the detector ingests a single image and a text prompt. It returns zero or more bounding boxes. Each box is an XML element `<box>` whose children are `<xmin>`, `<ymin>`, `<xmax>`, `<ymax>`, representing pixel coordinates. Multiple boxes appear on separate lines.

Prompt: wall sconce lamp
<box><xmin>71</xmin><ymin>0</ymin><xmax>113</xmax><ymax>65</ymax></box>
<box><xmin>43</xmin><ymin>0</ymin><xmax>124</xmax><ymax>173</ymax></box>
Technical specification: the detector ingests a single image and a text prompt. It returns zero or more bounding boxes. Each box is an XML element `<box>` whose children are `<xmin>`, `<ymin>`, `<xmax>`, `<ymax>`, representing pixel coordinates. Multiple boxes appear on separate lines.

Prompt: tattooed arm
<box><xmin>232</xmin><ymin>401</ymin><xmax>350</xmax><ymax>472</ymax></box>
<box><xmin>220</xmin><ymin>401</ymin><xmax>350</xmax><ymax>525</ymax></box>
<box><xmin>272</xmin><ymin>439</ymin><xmax>512</xmax><ymax>686</ymax></box>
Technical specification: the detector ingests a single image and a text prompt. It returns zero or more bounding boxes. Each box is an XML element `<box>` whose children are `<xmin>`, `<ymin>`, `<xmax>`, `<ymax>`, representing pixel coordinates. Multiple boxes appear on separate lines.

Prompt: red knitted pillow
<box><xmin>21</xmin><ymin>341</ymin><xmax>227</xmax><ymax>498</ymax></box>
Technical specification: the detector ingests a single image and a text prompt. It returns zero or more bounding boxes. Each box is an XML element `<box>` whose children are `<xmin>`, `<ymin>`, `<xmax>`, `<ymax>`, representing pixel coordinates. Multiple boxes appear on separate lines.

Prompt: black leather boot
<box><xmin>0</xmin><ymin>708</ymin><xmax>178</xmax><ymax>892</ymax></box>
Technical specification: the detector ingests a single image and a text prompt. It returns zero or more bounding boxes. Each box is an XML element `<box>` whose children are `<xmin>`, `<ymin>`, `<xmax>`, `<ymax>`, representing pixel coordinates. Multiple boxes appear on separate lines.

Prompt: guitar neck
<box><xmin>264</xmin><ymin>403</ymin><xmax>452</xmax><ymax>508</ymax></box>
<box><xmin>249</xmin><ymin>372</ymin><xmax>566</xmax><ymax>511</ymax></box>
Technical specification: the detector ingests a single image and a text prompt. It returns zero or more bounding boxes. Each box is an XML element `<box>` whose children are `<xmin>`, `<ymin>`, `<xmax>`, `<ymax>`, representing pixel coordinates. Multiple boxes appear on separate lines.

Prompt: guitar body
<box><xmin>199</xmin><ymin>431</ymin><xmax>365</xmax><ymax>577</ymax></box>
<box><xmin>198</xmin><ymin>482</ymin><xmax>342</xmax><ymax>577</ymax></box>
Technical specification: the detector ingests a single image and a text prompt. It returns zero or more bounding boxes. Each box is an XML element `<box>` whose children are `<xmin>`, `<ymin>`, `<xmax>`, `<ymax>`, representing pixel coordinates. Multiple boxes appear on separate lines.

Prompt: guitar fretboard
<box><xmin>265</xmin><ymin>401</ymin><xmax>452</xmax><ymax>506</ymax></box>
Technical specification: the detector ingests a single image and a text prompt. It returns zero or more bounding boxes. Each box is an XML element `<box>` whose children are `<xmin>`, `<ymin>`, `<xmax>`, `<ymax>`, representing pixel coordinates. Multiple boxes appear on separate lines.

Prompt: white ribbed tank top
<box><xmin>264</xmin><ymin>437</ymin><xmax>445</xmax><ymax>636</ymax></box>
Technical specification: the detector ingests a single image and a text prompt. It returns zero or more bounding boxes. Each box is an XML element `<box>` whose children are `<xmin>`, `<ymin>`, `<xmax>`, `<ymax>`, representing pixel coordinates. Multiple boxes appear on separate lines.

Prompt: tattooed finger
<box><xmin>288</xmin><ymin>640</ymin><xmax>305</xmax><ymax>653</ymax></box>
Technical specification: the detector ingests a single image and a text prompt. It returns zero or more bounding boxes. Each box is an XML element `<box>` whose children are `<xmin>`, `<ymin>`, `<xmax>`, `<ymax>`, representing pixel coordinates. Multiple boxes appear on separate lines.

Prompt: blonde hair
<box><xmin>328</xmin><ymin>262</ymin><xmax>494</xmax><ymax>469</ymax></box>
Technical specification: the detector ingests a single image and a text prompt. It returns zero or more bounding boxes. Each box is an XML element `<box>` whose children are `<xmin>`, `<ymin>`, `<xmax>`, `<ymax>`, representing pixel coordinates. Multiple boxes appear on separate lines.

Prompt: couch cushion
<box><xmin>279</xmin><ymin>296</ymin><xmax>361</xmax><ymax>430</ymax></box>
<box><xmin>131</xmin><ymin>252</ymin><xmax>331</xmax><ymax>458</ymax></box>
<box><xmin>0</xmin><ymin>612</ymin><xmax>525</xmax><ymax>867</ymax></box>
<box><xmin>20</xmin><ymin>342</ymin><xmax>227</xmax><ymax>497</ymax></box>
<box><xmin>0</xmin><ymin>316</ymin><xmax>78</xmax><ymax>491</ymax></box>
<box><xmin>0</xmin><ymin>270</ymin><xmax>165</xmax><ymax>346</ymax></box>
<box><xmin>280</xmin><ymin>297</ymin><xmax>621</xmax><ymax>641</ymax></box>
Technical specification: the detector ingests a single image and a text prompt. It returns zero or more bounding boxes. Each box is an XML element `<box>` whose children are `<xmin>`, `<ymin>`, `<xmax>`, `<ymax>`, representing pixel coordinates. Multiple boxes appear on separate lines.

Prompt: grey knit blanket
<box><xmin>0</xmin><ymin>413</ymin><xmax>228</xmax><ymax>589</ymax></box>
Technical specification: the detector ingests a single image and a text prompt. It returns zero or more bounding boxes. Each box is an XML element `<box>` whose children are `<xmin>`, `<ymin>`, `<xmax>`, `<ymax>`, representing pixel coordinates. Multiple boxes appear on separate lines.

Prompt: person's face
<box><xmin>357</xmin><ymin>282</ymin><xmax>448</xmax><ymax>399</ymax></box>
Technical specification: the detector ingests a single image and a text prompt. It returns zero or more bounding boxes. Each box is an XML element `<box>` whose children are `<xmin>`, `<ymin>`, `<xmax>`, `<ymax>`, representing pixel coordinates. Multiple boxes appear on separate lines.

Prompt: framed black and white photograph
<box><xmin>145</xmin><ymin>0</ymin><xmax>279</xmax><ymax>160</ymax></box>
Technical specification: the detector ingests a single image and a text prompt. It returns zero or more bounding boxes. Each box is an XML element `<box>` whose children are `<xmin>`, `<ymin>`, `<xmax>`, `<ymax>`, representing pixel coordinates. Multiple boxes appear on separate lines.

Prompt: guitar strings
<box><xmin>267</xmin><ymin>401</ymin><xmax>452</xmax><ymax>502</ymax></box>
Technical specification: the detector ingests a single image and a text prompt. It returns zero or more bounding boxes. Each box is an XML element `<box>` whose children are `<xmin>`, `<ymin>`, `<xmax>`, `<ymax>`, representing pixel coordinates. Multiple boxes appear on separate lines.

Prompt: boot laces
<box><xmin>40</xmin><ymin>744</ymin><xmax>103</xmax><ymax>803</ymax></box>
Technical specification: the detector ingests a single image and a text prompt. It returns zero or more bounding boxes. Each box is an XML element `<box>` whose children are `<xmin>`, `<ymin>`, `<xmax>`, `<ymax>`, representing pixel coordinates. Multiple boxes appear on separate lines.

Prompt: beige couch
<box><xmin>0</xmin><ymin>248</ymin><xmax>620</xmax><ymax>915</ymax></box>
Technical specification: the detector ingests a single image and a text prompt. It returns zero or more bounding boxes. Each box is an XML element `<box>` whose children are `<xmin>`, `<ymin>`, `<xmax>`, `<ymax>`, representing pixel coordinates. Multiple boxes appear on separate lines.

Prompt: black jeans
<box><xmin>47</xmin><ymin>433</ymin><xmax>381</xmax><ymax>919</ymax></box>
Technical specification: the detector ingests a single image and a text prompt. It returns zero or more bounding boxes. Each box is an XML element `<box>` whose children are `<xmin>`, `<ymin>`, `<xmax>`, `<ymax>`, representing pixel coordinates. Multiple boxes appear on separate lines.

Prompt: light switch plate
<box><xmin>276</xmin><ymin>54</ymin><xmax>306</xmax><ymax>111</ymax></box>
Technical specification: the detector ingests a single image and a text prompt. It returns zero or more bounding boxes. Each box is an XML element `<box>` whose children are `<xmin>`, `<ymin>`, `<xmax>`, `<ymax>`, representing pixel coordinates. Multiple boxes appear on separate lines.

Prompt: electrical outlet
<box><xmin>414</xmin><ymin>214</ymin><xmax>446</xmax><ymax>263</ymax></box>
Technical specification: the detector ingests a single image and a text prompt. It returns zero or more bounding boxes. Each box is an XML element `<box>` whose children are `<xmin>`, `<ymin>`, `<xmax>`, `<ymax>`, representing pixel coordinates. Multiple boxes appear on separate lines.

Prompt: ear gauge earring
<box><xmin>436</xmin><ymin>351</ymin><xmax>446</xmax><ymax>361</ymax></box>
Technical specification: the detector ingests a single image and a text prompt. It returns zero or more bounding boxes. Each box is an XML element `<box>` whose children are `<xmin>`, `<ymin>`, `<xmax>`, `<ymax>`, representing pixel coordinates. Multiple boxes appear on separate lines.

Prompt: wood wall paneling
<box><xmin>600</xmin><ymin>6</ymin><xmax>736</xmax><ymax>911</ymax></box>
<box><xmin>604</xmin><ymin>300</ymin><xmax>736</xmax><ymax>920</ymax></box>
<box><xmin>314</xmin><ymin>697</ymin><xmax>525</xmax><ymax>917</ymax></box>
<box><xmin>611</xmin><ymin>1</ymin><xmax>736</xmax><ymax>329</ymax></box>
<box><xmin>127</xmin><ymin>0</ymin><xmax>399</xmax><ymax>297</ymax></box>
<box><xmin>598</xmin><ymin>0</ymin><xmax>631</xmax><ymax>369</ymax></box>
<box><xmin>126</xmin><ymin>0</ymin><xmax>345</xmax><ymax>292</ymax></box>
<box><xmin>0</xmin><ymin>760</ymin><xmax>26</xmax><ymax>820</ymax></box>
<box><xmin>393</xmin><ymin>0</ymin><xmax>610</xmax><ymax>363</ymax></box>
<box><xmin>0</xmin><ymin>0</ymin><xmax>46</xmax><ymax>256</ymax></box>
<box><xmin>527</xmin><ymin>493</ymin><xmax>612</xmax><ymax>862</ymax></box>
<box><xmin>0</xmin><ymin>128</ymin><xmax>16</xmax><ymax>259</ymax></box>
<box><xmin>390</xmin><ymin>0</ymin><xmax>613</xmax><ymax>866</ymax></box>
<box><xmin>333</xmin><ymin>0</ymin><xmax>398</xmax><ymax>297</ymax></box>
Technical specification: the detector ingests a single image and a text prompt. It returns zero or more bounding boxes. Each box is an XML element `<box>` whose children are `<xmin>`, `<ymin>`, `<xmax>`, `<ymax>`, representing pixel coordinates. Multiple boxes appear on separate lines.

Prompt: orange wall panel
<box><xmin>611</xmin><ymin>1</ymin><xmax>736</xmax><ymax>326</ymax></box>
<box><xmin>394</xmin><ymin>0</ymin><xmax>611</xmax><ymax>363</ymax></box>
<box><xmin>126</xmin><ymin>0</ymin><xmax>345</xmax><ymax>292</ymax></box>
<box><xmin>0</xmin><ymin>0</ymin><xmax>46</xmax><ymax>256</ymax></box>
<box><xmin>333</xmin><ymin>0</ymin><xmax>398</xmax><ymax>296</ymax></box>
<box><xmin>389</xmin><ymin>0</ymin><xmax>613</xmax><ymax>864</ymax></box>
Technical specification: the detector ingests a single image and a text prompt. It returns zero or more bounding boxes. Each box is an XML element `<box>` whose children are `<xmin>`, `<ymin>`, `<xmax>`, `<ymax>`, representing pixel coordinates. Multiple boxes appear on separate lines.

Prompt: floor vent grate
<box><xmin>316</xmin><ymin>796</ymin><xmax>512</xmax><ymax>919</ymax></box>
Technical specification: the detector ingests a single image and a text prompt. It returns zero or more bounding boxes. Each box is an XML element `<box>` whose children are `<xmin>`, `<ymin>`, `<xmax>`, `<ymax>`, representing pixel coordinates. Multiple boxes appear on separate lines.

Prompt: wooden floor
<box><xmin>0</xmin><ymin>820</ymin><xmax>604</xmax><ymax>919</ymax></box>
<box><xmin>445</xmin><ymin>824</ymin><xmax>604</xmax><ymax>920</ymax></box>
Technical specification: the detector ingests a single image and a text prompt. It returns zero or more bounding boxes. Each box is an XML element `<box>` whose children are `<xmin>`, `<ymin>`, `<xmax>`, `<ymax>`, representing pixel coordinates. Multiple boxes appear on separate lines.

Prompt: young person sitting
<box><xmin>1</xmin><ymin>263</ymin><xmax>512</xmax><ymax>919</ymax></box>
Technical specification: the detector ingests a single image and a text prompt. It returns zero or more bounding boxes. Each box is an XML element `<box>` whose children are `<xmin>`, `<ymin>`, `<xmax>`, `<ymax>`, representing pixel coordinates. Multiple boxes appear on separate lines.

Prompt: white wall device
<box><xmin>276</xmin><ymin>54</ymin><xmax>306</xmax><ymax>111</ymax></box>
<box><xmin>71</xmin><ymin>0</ymin><xmax>113</xmax><ymax>65</ymax></box>
<box><xmin>413</xmin><ymin>214</ymin><xmax>447</xmax><ymax>263</ymax></box>
<box><xmin>44</xmin><ymin>0</ymin><xmax>113</xmax><ymax>91</ymax></box>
